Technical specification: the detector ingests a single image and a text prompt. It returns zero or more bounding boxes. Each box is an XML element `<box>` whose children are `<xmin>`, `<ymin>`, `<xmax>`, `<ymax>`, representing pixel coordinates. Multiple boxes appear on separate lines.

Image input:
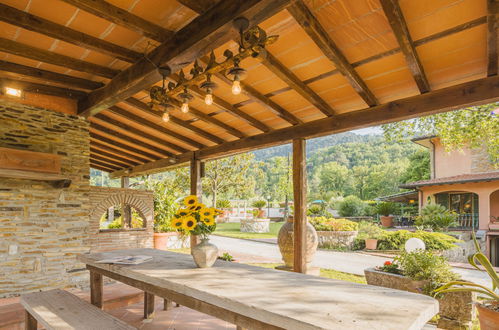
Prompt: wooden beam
<box><xmin>91</xmin><ymin>154</ymin><xmax>131</xmax><ymax>169</ymax></box>
<box><xmin>91</xmin><ymin>159</ymin><xmax>121</xmax><ymax>171</ymax></box>
<box><xmin>0</xmin><ymin>3</ymin><xmax>141</xmax><ymax>63</ymax></box>
<box><xmin>178</xmin><ymin>0</ymin><xmax>219</xmax><ymax>13</ymax></box>
<box><xmin>91</xmin><ymin>141</ymin><xmax>150</xmax><ymax>164</ymax></box>
<box><xmin>190</xmin><ymin>154</ymin><xmax>202</xmax><ymax>249</ymax></box>
<box><xmin>262</xmin><ymin>52</ymin><xmax>335</xmax><ymax>117</ymax></box>
<box><xmin>0</xmin><ymin>78</ymin><xmax>87</xmax><ymax>99</ymax></box>
<box><xmin>488</xmin><ymin>0</ymin><xmax>499</xmax><ymax>76</ymax></box>
<box><xmin>59</xmin><ymin>0</ymin><xmax>173</xmax><ymax>42</ymax></box>
<box><xmin>380</xmin><ymin>0</ymin><xmax>430</xmax><ymax>93</ymax></box>
<box><xmin>0</xmin><ymin>38</ymin><xmax>118</xmax><ymax>79</ymax></box>
<box><xmin>288</xmin><ymin>0</ymin><xmax>378</xmax><ymax>107</ymax></box>
<box><xmin>95</xmin><ymin>110</ymin><xmax>188</xmax><ymax>153</ymax></box>
<box><xmin>78</xmin><ymin>0</ymin><xmax>292</xmax><ymax>117</ymax></box>
<box><xmin>90</xmin><ymin>132</ymin><xmax>161</xmax><ymax>161</ymax></box>
<box><xmin>106</xmin><ymin>105</ymin><xmax>206</xmax><ymax>149</ymax></box>
<box><xmin>112</xmin><ymin>75</ymin><xmax>499</xmax><ymax>177</ymax></box>
<box><xmin>0</xmin><ymin>60</ymin><xmax>104</xmax><ymax>90</ymax></box>
<box><xmin>187</xmin><ymin>107</ymin><xmax>246</xmax><ymax>139</ymax></box>
<box><xmin>90</xmin><ymin>164</ymin><xmax>112</xmax><ymax>173</ymax></box>
<box><xmin>292</xmin><ymin>138</ymin><xmax>307</xmax><ymax>273</ymax></box>
<box><xmin>90</xmin><ymin>122</ymin><xmax>175</xmax><ymax>158</ymax></box>
<box><xmin>90</xmin><ymin>147</ymin><xmax>141</xmax><ymax>166</ymax></box>
<box><xmin>123</xmin><ymin>98</ymin><xmax>225</xmax><ymax>144</ymax></box>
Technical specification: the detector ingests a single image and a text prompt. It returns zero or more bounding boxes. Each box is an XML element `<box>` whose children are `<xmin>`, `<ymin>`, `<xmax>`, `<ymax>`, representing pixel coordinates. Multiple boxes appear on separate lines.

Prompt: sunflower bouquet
<box><xmin>170</xmin><ymin>195</ymin><xmax>222</xmax><ymax>239</ymax></box>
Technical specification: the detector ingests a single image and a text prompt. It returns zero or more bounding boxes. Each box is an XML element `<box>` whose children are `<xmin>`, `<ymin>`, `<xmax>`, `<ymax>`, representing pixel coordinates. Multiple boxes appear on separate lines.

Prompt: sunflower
<box><xmin>183</xmin><ymin>195</ymin><xmax>198</xmax><ymax>207</ymax></box>
<box><xmin>194</xmin><ymin>203</ymin><xmax>205</xmax><ymax>212</ymax></box>
<box><xmin>182</xmin><ymin>216</ymin><xmax>197</xmax><ymax>231</ymax></box>
<box><xmin>174</xmin><ymin>208</ymin><xmax>190</xmax><ymax>218</ymax></box>
<box><xmin>171</xmin><ymin>218</ymin><xmax>183</xmax><ymax>229</ymax></box>
<box><xmin>200</xmin><ymin>207</ymin><xmax>215</xmax><ymax>218</ymax></box>
<box><xmin>201</xmin><ymin>216</ymin><xmax>215</xmax><ymax>226</ymax></box>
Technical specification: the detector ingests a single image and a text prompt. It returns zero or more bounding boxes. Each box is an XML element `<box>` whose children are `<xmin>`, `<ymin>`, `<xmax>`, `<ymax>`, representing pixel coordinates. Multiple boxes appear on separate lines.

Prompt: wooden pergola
<box><xmin>1</xmin><ymin>0</ymin><xmax>498</xmax><ymax>272</ymax></box>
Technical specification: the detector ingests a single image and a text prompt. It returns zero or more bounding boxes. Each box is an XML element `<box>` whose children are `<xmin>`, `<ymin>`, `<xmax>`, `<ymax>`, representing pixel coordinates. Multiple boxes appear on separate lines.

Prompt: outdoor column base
<box><xmin>275</xmin><ymin>265</ymin><xmax>320</xmax><ymax>276</ymax></box>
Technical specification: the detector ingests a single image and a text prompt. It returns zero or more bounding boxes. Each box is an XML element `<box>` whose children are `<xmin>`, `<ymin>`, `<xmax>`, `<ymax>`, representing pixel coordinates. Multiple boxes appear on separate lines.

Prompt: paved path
<box><xmin>211</xmin><ymin>235</ymin><xmax>492</xmax><ymax>288</ymax></box>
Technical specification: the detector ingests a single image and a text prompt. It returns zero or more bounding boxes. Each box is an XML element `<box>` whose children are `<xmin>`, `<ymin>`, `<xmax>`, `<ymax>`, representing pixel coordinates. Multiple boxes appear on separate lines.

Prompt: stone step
<box><xmin>0</xmin><ymin>282</ymin><xmax>143</xmax><ymax>329</ymax></box>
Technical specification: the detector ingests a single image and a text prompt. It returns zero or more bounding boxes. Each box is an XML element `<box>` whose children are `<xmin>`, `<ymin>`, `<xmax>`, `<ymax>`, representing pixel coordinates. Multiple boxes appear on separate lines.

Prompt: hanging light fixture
<box><xmin>200</xmin><ymin>74</ymin><xmax>217</xmax><ymax>105</ymax></box>
<box><xmin>178</xmin><ymin>87</ymin><xmax>193</xmax><ymax>113</ymax></box>
<box><xmin>226</xmin><ymin>61</ymin><xmax>247</xmax><ymax>95</ymax></box>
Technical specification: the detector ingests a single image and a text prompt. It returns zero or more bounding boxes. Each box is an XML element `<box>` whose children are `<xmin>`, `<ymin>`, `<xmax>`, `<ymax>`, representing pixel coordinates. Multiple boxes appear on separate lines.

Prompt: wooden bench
<box><xmin>20</xmin><ymin>289</ymin><xmax>137</xmax><ymax>330</ymax></box>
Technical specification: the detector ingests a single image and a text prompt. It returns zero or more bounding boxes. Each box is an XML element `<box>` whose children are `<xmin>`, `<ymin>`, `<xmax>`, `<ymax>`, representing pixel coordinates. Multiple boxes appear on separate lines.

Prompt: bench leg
<box><xmin>144</xmin><ymin>292</ymin><xmax>155</xmax><ymax>319</ymax></box>
<box><xmin>90</xmin><ymin>271</ymin><xmax>103</xmax><ymax>309</ymax></box>
<box><xmin>236</xmin><ymin>326</ymin><xmax>246</xmax><ymax>330</ymax></box>
<box><xmin>163</xmin><ymin>298</ymin><xmax>173</xmax><ymax>311</ymax></box>
<box><xmin>25</xmin><ymin>311</ymin><xmax>37</xmax><ymax>330</ymax></box>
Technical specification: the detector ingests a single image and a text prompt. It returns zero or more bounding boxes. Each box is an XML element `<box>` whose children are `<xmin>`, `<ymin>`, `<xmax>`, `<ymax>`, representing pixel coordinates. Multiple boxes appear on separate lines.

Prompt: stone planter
<box><xmin>380</xmin><ymin>215</ymin><xmax>393</xmax><ymax>228</ymax></box>
<box><xmin>240</xmin><ymin>218</ymin><xmax>270</xmax><ymax>233</ymax></box>
<box><xmin>191</xmin><ymin>238</ymin><xmax>218</xmax><ymax>268</ymax></box>
<box><xmin>364</xmin><ymin>268</ymin><xmax>475</xmax><ymax>329</ymax></box>
<box><xmin>277</xmin><ymin>218</ymin><xmax>318</xmax><ymax>269</ymax></box>
<box><xmin>153</xmin><ymin>232</ymin><xmax>189</xmax><ymax>250</ymax></box>
<box><xmin>365</xmin><ymin>238</ymin><xmax>378</xmax><ymax>250</ymax></box>
<box><xmin>316</xmin><ymin>231</ymin><xmax>357</xmax><ymax>250</ymax></box>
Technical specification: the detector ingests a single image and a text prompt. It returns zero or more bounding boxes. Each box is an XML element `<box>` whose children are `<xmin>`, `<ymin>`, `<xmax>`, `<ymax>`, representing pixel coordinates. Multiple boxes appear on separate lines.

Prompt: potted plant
<box><xmin>251</xmin><ymin>200</ymin><xmax>267</xmax><ymax>218</ymax></box>
<box><xmin>376</xmin><ymin>202</ymin><xmax>397</xmax><ymax>228</ymax></box>
<box><xmin>435</xmin><ymin>234</ymin><xmax>499</xmax><ymax>330</ymax></box>
<box><xmin>360</xmin><ymin>223</ymin><xmax>384</xmax><ymax>250</ymax></box>
<box><xmin>171</xmin><ymin>195</ymin><xmax>222</xmax><ymax>268</ymax></box>
<box><xmin>216</xmin><ymin>199</ymin><xmax>231</xmax><ymax>221</ymax></box>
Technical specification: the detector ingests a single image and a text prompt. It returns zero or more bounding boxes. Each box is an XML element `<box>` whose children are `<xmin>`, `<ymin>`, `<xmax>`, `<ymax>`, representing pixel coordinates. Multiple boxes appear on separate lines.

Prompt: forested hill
<box><xmin>251</xmin><ymin>132</ymin><xmax>374</xmax><ymax>160</ymax></box>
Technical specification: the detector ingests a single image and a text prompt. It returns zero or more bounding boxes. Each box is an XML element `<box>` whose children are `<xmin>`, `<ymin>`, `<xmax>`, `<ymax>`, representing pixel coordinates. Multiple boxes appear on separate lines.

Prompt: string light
<box><xmin>205</xmin><ymin>93</ymin><xmax>213</xmax><ymax>105</ymax></box>
<box><xmin>162</xmin><ymin>111</ymin><xmax>170</xmax><ymax>122</ymax></box>
<box><xmin>232</xmin><ymin>80</ymin><xmax>241</xmax><ymax>95</ymax></box>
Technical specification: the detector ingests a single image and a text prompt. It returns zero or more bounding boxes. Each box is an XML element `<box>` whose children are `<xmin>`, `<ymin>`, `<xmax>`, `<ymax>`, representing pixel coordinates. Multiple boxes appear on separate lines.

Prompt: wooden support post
<box><xmin>121</xmin><ymin>176</ymin><xmax>131</xmax><ymax>228</ymax></box>
<box><xmin>293</xmin><ymin>138</ymin><xmax>307</xmax><ymax>273</ymax></box>
<box><xmin>90</xmin><ymin>271</ymin><xmax>103</xmax><ymax>308</ymax></box>
<box><xmin>144</xmin><ymin>292</ymin><xmax>155</xmax><ymax>319</ymax></box>
<box><xmin>190</xmin><ymin>155</ymin><xmax>202</xmax><ymax>249</ymax></box>
<box><xmin>163</xmin><ymin>298</ymin><xmax>173</xmax><ymax>310</ymax></box>
<box><xmin>24</xmin><ymin>311</ymin><xmax>37</xmax><ymax>330</ymax></box>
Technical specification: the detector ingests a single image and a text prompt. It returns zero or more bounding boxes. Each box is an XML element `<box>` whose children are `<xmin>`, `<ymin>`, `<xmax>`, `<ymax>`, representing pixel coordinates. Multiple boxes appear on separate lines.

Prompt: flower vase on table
<box><xmin>171</xmin><ymin>195</ymin><xmax>222</xmax><ymax>268</ymax></box>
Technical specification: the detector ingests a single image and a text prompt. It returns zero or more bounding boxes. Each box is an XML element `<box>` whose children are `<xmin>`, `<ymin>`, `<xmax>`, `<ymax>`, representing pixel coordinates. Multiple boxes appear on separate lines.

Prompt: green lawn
<box><xmin>213</xmin><ymin>221</ymin><xmax>284</xmax><ymax>239</ymax></box>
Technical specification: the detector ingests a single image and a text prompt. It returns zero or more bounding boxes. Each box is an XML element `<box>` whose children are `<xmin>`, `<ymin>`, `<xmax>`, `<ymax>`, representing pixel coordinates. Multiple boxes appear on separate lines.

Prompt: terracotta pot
<box><xmin>277</xmin><ymin>217</ymin><xmax>318</xmax><ymax>268</ymax></box>
<box><xmin>255</xmin><ymin>209</ymin><xmax>265</xmax><ymax>218</ymax></box>
<box><xmin>477</xmin><ymin>302</ymin><xmax>499</xmax><ymax>330</ymax></box>
<box><xmin>153</xmin><ymin>232</ymin><xmax>170</xmax><ymax>250</ymax></box>
<box><xmin>365</xmin><ymin>238</ymin><xmax>378</xmax><ymax>250</ymax></box>
<box><xmin>191</xmin><ymin>238</ymin><xmax>218</xmax><ymax>268</ymax></box>
<box><xmin>380</xmin><ymin>216</ymin><xmax>394</xmax><ymax>228</ymax></box>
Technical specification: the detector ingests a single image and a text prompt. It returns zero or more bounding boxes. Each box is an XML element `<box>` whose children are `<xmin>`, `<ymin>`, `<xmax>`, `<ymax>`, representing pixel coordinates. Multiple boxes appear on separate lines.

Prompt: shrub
<box><xmin>357</xmin><ymin>221</ymin><xmax>384</xmax><ymax>239</ymax></box>
<box><xmin>307</xmin><ymin>205</ymin><xmax>322</xmax><ymax>216</ymax></box>
<box><xmin>216</xmin><ymin>199</ymin><xmax>231</xmax><ymax>209</ymax></box>
<box><xmin>375</xmin><ymin>202</ymin><xmax>398</xmax><ymax>216</ymax></box>
<box><xmin>376</xmin><ymin>230</ymin><xmax>459</xmax><ymax>251</ymax></box>
<box><xmin>338</xmin><ymin>196</ymin><xmax>366</xmax><ymax>217</ymax></box>
<box><xmin>415</xmin><ymin>203</ymin><xmax>457</xmax><ymax>231</ymax></box>
<box><xmin>107</xmin><ymin>219</ymin><xmax>122</xmax><ymax>229</ymax></box>
<box><xmin>309</xmin><ymin>217</ymin><xmax>359</xmax><ymax>231</ymax></box>
<box><xmin>251</xmin><ymin>200</ymin><xmax>267</xmax><ymax>209</ymax></box>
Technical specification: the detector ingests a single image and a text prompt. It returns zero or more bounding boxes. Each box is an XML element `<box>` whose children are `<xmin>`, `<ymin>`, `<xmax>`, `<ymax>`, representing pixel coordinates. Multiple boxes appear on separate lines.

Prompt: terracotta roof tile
<box><xmin>400</xmin><ymin>171</ymin><xmax>499</xmax><ymax>188</ymax></box>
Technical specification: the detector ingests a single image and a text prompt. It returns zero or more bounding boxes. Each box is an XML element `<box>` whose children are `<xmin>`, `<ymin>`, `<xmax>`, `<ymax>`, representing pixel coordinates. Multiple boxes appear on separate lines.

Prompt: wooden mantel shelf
<box><xmin>0</xmin><ymin>168</ymin><xmax>71</xmax><ymax>188</ymax></box>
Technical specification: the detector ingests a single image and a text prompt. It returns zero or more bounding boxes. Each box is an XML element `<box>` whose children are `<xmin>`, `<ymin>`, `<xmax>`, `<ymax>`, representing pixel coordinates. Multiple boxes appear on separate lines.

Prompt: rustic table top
<box><xmin>78</xmin><ymin>248</ymin><xmax>438</xmax><ymax>330</ymax></box>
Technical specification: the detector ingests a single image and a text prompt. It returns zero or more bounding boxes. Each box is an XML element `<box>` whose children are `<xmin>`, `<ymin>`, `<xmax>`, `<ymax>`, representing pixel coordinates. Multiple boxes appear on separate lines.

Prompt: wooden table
<box><xmin>78</xmin><ymin>248</ymin><xmax>438</xmax><ymax>330</ymax></box>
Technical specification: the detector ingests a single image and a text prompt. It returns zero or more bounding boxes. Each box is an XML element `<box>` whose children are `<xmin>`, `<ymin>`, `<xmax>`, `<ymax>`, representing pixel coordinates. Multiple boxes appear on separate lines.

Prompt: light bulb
<box><xmin>205</xmin><ymin>93</ymin><xmax>213</xmax><ymax>105</ymax></box>
<box><xmin>162</xmin><ymin>112</ymin><xmax>170</xmax><ymax>122</ymax></box>
<box><xmin>181</xmin><ymin>102</ymin><xmax>189</xmax><ymax>113</ymax></box>
<box><xmin>232</xmin><ymin>80</ymin><xmax>241</xmax><ymax>95</ymax></box>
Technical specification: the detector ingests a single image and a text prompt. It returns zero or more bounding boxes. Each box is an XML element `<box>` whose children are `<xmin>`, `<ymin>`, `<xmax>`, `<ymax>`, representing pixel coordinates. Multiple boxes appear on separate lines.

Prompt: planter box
<box><xmin>316</xmin><ymin>231</ymin><xmax>357</xmax><ymax>250</ymax></box>
<box><xmin>364</xmin><ymin>268</ymin><xmax>475</xmax><ymax>329</ymax></box>
<box><xmin>154</xmin><ymin>232</ymin><xmax>189</xmax><ymax>250</ymax></box>
<box><xmin>240</xmin><ymin>218</ymin><xmax>270</xmax><ymax>233</ymax></box>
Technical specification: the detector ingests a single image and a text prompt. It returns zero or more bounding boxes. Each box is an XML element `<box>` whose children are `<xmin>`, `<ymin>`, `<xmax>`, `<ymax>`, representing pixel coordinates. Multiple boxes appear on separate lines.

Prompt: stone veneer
<box><xmin>471</xmin><ymin>146</ymin><xmax>497</xmax><ymax>173</ymax></box>
<box><xmin>0</xmin><ymin>100</ymin><xmax>90</xmax><ymax>297</ymax></box>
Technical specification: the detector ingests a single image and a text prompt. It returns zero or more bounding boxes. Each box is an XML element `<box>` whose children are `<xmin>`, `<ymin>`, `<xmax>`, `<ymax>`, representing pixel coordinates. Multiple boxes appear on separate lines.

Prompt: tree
<box><xmin>202</xmin><ymin>153</ymin><xmax>255</xmax><ymax>207</ymax></box>
<box><xmin>400</xmin><ymin>149</ymin><xmax>430</xmax><ymax>183</ymax></box>
<box><xmin>314</xmin><ymin>162</ymin><xmax>351</xmax><ymax>196</ymax></box>
<box><xmin>383</xmin><ymin>103</ymin><xmax>499</xmax><ymax>167</ymax></box>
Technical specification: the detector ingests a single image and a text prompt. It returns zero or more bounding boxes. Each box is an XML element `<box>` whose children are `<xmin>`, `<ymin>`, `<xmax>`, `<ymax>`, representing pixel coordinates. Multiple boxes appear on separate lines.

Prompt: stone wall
<box><xmin>0</xmin><ymin>100</ymin><xmax>90</xmax><ymax>297</ymax></box>
<box><xmin>471</xmin><ymin>146</ymin><xmax>496</xmax><ymax>173</ymax></box>
<box><xmin>240</xmin><ymin>218</ymin><xmax>270</xmax><ymax>233</ymax></box>
<box><xmin>88</xmin><ymin>187</ymin><xmax>154</xmax><ymax>252</ymax></box>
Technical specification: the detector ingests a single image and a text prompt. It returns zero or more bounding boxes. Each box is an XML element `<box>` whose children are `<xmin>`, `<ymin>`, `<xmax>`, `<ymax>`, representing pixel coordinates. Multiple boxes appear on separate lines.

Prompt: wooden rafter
<box><xmin>0</xmin><ymin>38</ymin><xmax>118</xmax><ymax>78</ymax></box>
<box><xmin>90</xmin><ymin>163</ymin><xmax>113</xmax><ymax>173</ymax></box>
<box><xmin>90</xmin><ymin>133</ymin><xmax>160</xmax><ymax>161</ymax></box>
<box><xmin>178</xmin><ymin>0</ymin><xmax>219</xmax><ymax>13</ymax></box>
<box><xmin>90</xmin><ymin>147</ymin><xmax>141</xmax><ymax>166</ymax></box>
<box><xmin>0</xmin><ymin>3</ymin><xmax>141</xmax><ymax>63</ymax></box>
<box><xmin>91</xmin><ymin>140</ymin><xmax>150</xmax><ymax>164</ymax></box>
<box><xmin>380</xmin><ymin>0</ymin><xmax>430</xmax><ymax>93</ymax></box>
<box><xmin>105</xmin><ymin>105</ymin><xmax>206</xmax><ymax>149</ymax></box>
<box><xmin>78</xmin><ymin>0</ymin><xmax>292</xmax><ymax>117</ymax></box>
<box><xmin>0</xmin><ymin>78</ymin><xmax>87</xmax><ymax>99</ymax></box>
<box><xmin>59</xmin><ymin>0</ymin><xmax>173</xmax><ymax>42</ymax></box>
<box><xmin>91</xmin><ymin>153</ymin><xmax>132</xmax><ymax>169</ymax></box>
<box><xmin>488</xmin><ymin>0</ymin><xmax>499</xmax><ymax>76</ymax></box>
<box><xmin>123</xmin><ymin>98</ymin><xmax>225</xmax><ymax>145</ymax></box>
<box><xmin>287</xmin><ymin>0</ymin><xmax>378</xmax><ymax>107</ymax></box>
<box><xmin>91</xmin><ymin>159</ymin><xmax>122</xmax><ymax>171</ymax></box>
<box><xmin>0</xmin><ymin>61</ymin><xmax>104</xmax><ymax>90</ymax></box>
<box><xmin>94</xmin><ymin>112</ymin><xmax>188</xmax><ymax>154</ymax></box>
<box><xmin>111</xmin><ymin>75</ymin><xmax>499</xmax><ymax>177</ymax></box>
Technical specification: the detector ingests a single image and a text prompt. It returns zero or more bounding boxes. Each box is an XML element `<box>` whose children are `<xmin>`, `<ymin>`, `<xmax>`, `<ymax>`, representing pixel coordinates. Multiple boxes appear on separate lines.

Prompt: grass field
<box><xmin>213</xmin><ymin>221</ymin><xmax>284</xmax><ymax>239</ymax></box>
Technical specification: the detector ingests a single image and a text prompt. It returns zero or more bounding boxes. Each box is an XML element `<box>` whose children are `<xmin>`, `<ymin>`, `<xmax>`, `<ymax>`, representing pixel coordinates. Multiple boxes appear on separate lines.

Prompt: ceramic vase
<box><xmin>191</xmin><ymin>238</ymin><xmax>218</xmax><ymax>268</ymax></box>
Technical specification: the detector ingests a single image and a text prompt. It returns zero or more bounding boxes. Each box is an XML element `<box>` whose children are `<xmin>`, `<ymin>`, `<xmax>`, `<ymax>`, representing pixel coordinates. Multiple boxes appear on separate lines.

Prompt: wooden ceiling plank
<box><xmin>178</xmin><ymin>0</ymin><xmax>219</xmax><ymax>13</ymax></box>
<box><xmin>112</xmin><ymin>75</ymin><xmax>499</xmax><ymax>177</ymax></box>
<box><xmin>0</xmin><ymin>3</ymin><xmax>141</xmax><ymax>63</ymax></box>
<box><xmin>380</xmin><ymin>0</ymin><xmax>430</xmax><ymax>93</ymax></box>
<box><xmin>488</xmin><ymin>0</ymin><xmax>499</xmax><ymax>76</ymax></box>
<box><xmin>187</xmin><ymin>107</ymin><xmax>246</xmax><ymax>139</ymax></box>
<box><xmin>106</xmin><ymin>105</ymin><xmax>206</xmax><ymax>149</ymax></box>
<box><xmin>262</xmin><ymin>52</ymin><xmax>335</xmax><ymax>117</ymax></box>
<box><xmin>90</xmin><ymin>122</ymin><xmax>175</xmax><ymax>158</ymax></box>
<box><xmin>90</xmin><ymin>163</ymin><xmax>113</xmax><ymax>172</ymax></box>
<box><xmin>91</xmin><ymin>153</ymin><xmax>132</xmax><ymax>168</ymax></box>
<box><xmin>0</xmin><ymin>78</ymin><xmax>87</xmax><ymax>99</ymax></box>
<box><xmin>287</xmin><ymin>0</ymin><xmax>378</xmax><ymax>107</ymax></box>
<box><xmin>91</xmin><ymin>140</ymin><xmax>150</xmax><ymax>163</ymax></box>
<box><xmin>94</xmin><ymin>111</ymin><xmax>188</xmax><ymax>153</ymax></box>
<box><xmin>90</xmin><ymin>133</ymin><xmax>160</xmax><ymax>161</ymax></box>
<box><xmin>0</xmin><ymin>61</ymin><xmax>104</xmax><ymax>90</ymax></box>
<box><xmin>91</xmin><ymin>158</ymin><xmax>122</xmax><ymax>171</ymax></box>
<box><xmin>78</xmin><ymin>0</ymin><xmax>292</xmax><ymax>117</ymax></box>
<box><xmin>0</xmin><ymin>38</ymin><xmax>118</xmax><ymax>78</ymax></box>
<box><xmin>123</xmin><ymin>98</ymin><xmax>225</xmax><ymax>144</ymax></box>
<box><xmin>59</xmin><ymin>0</ymin><xmax>173</xmax><ymax>42</ymax></box>
<box><xmin>90</xmin><ymin>147</ymin><xmax>141</xmax><ymax>166</ymax></box>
